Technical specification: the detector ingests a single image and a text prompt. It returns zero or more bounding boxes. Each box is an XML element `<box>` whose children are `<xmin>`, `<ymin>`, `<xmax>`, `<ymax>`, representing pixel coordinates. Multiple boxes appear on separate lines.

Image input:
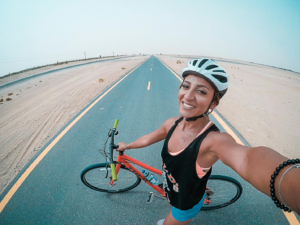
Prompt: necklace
<box><xmin>182</xmin><ymin>132</ymin><xmax>192</xmax><ymax>143</ymax></box>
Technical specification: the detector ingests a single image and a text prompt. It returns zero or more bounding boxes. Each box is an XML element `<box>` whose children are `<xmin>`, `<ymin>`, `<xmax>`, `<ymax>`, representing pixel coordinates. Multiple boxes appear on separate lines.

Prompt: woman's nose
<box><xmin>184</xmin><ymin>89</ymin><xmax>194</xmax><ymax>100</ymax></box>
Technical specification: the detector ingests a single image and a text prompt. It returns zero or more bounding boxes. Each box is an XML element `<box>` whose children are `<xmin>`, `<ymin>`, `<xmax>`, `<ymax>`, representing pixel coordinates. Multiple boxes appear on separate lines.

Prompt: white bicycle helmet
<box><xmin>182</xmin><ymin>58</ymin><xmax>228</xmax><ymax>98</ymax></box>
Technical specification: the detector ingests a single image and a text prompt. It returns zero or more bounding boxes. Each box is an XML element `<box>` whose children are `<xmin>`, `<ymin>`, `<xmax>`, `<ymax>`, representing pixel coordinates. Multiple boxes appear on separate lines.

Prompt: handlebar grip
<box><xmin>110</xmin><ymin>164</ymin><xmax>117</xmax><ymax>181</ymax></box>
<box><xmin>113</xmin><ymin>119</ymin><xmax>119</xmax><ymax>129</ymax></box>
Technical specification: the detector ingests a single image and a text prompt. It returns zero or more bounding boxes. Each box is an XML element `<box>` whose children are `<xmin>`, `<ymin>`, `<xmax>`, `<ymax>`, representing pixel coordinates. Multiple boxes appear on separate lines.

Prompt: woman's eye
<box><xmin>182</xmin><ymin>84</ymin><xmax>189</xmax><ymax>89</ymax></box>
<box><xmin>197</xmin><ymin>90</ymin><xmax>207</xmax><ymax>94</ymax></box>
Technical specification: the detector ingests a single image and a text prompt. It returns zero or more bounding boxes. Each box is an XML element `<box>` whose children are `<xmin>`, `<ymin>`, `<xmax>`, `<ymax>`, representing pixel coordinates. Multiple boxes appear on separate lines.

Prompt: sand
<box><xmin>0</xmin><ymin>55</ymin><xmax>148</xmax><ymax>194</ymax></box>
<box><xmin>156</xmin><ymin>55</ymin><xmax>300</xmax><ymax>159</ymax></box>
<box><xmin>1</xmin><ymin>54</ymin><xmax>299</xmax><ymax>196</ymax></box>
<box><xmin>0</xmin><ymin>56</ymin><xmax>129</xmax><ymax>86</ymax></box>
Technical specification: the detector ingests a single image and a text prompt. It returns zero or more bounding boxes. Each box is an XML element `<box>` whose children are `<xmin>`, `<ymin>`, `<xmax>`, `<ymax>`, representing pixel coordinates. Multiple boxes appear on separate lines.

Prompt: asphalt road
<box><xmin>0</xmin><ymin>56</ymin><xmax>296</xmax><ymax>224</ymax></box>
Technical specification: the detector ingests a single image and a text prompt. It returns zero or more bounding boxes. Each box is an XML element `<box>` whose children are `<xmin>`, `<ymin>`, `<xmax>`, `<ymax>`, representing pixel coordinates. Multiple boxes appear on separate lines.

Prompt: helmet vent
<box><xmin>212</xmin><ymin>74</ymin><xmax>228</xmax><ymax>83</ymax></box>
<box><xmin>206</xmin><ymin>65</ymin><xmax>218</xmax><ymax>70</ymax></box>
<box><xmin>213</xmin><ymin>70</ymin><xmax>226</xmax><ymax>73</ymax></box>
<box><xmin>198</xmin><ymin>59</ymin><xmax>208</xmax><ymax>68</ymax></box>
<box><xmin>192</xmin><ymin>60</ymin><xmax>198</xmax><ymax>66</ymax></box>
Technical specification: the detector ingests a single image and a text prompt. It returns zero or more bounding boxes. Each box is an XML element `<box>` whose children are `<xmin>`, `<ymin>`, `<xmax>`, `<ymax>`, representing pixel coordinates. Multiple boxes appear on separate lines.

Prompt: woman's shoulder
<box><xmin>204</xmin><ymin>130</ymin><xmax>238</xmax><ymax>153</ymax></box>
<box><xmin>206</xmin><ymin>130</ymin><xmax>234</xmax><ymax>143</ymax></box>
<box><xmin>162</xmin><ymin>116</ymin><xmax>182</xmax><ymax>132</ymax></box>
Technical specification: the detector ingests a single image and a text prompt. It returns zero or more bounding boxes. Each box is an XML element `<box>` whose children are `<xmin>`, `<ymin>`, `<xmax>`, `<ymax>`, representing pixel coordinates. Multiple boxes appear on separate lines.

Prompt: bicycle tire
<box><xmin>81</xmin><ymin>163</ymin><xmax>141</xmax><ymax>193</ymax></box>
<box><xmin>201</xmin><ymin>175</ymin><xmax>243</xmax><ymax>210</ymax></box>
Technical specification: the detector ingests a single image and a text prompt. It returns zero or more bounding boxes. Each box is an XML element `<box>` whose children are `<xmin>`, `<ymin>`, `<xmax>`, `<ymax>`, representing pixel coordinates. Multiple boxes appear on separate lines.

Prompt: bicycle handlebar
<box><xmin>110</xmin><ymin>119</ymin><xmax>119</xmax><ymax>181</ymax></box>
<box><xmin>113</xmin><ymin>119</ymin><xmax>119</xmax><ymax>129</ymax></box>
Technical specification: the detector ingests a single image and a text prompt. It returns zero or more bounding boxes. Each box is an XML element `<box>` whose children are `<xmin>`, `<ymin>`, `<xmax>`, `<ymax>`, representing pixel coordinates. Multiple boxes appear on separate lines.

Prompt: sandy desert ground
<box><xmin>156</xmin><ymin>55</ymin><xmax>300</xmax><ymax>160</ymax></box>
<box><xmin>0</xmin><ymin>55</ymin><xmax>148</xmax><ymax>194</ymax></box>
<box><xmin>0</xmin><ymin>56</ymin><xmax>129</xmax><ymax>86</ymax></box>
<box><xmin>1</xmin><ymin>54</ymin><xmax>299</xmax><ymax>196</ymax></box>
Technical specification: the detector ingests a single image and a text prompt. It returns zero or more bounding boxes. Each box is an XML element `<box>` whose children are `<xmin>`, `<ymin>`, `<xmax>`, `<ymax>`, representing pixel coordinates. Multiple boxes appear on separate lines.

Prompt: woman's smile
<box><xmin>182</xmin><ymin>101</ymin><xmax>196</xmax><ymax>109</ymax></box>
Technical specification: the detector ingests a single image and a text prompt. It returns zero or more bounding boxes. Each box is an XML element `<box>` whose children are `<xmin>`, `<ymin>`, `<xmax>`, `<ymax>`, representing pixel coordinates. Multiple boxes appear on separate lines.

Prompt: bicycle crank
<box><xmin>147</xmin><ymin>192</ymin><xmax>166</xmax><ymax>203</ymax></box>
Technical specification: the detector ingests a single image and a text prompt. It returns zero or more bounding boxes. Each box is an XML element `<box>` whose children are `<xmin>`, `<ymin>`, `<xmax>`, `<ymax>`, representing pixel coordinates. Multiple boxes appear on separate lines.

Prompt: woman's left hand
<box><xmin>116</xmin><ymin>142</ymin><xmax>127</xmax><ymax>152</ymax></box>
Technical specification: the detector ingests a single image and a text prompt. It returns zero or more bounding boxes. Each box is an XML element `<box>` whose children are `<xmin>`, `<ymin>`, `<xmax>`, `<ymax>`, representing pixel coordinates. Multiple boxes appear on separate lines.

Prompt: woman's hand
<box><xmin>115</xmin><ymin>117</ymin><xmax>173</xmax><ymax>153</ymax></box>
<box><xmin>116</xmin><ymin>142</ymin><xmax>128</xmax><ymax>152</ymax></box>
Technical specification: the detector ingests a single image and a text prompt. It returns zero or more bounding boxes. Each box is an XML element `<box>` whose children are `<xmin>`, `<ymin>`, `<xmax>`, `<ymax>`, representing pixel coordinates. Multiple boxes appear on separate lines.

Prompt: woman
<box><xmin>117</xmin><ymin>58</ymin><xmax>300</xmax><ymax>225</ymax></box>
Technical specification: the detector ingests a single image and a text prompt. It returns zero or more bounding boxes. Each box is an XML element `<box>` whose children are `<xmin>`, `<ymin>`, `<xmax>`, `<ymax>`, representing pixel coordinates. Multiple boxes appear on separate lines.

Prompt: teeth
<box><xmin>183</xmin><ymin>102</ymin><xmax>194</xmax><ymax>109</ymax></box>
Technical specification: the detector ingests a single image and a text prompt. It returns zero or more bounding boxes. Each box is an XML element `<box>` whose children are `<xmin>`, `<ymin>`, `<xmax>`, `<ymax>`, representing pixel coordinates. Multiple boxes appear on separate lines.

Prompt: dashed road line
<box><xmin>0</xmin><ymin>59</ymin><xmax>147</xmax><ymax>213</ymax></box>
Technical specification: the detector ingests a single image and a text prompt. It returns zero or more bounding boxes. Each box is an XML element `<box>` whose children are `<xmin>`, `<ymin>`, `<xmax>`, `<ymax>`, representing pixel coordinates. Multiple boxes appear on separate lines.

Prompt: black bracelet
<box><xmin>270</xmin><ymin>158</ymin><xmax>300</xmax><ymax>212</ymax></box>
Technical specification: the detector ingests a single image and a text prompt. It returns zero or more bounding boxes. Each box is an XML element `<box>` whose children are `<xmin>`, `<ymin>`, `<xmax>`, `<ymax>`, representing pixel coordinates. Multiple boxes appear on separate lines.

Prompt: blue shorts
<box><xmin>171</xmin><ymin>195</ymin><xmax>205</xmax><ymax>222</ymax></box>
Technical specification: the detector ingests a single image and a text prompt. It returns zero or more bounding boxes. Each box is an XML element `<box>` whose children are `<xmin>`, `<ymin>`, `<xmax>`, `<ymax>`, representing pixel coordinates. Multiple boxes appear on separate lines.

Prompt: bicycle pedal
<box><xmin>205</xmin><ymin>190</ymin><xmax>215</xmax><ymax>197</ymax></box>
<box><xmin>147</xmin><ymin>192</ymin><xmax>154</xmax><ymax>203</ymax></box>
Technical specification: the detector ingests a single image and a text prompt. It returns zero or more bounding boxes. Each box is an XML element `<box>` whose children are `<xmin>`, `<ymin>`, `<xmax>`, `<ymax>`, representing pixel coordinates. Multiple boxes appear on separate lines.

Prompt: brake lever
<box><xmin>108</xmin><ymin>129</ymin><xmax>112</xmax><ymax>137</ymax></box>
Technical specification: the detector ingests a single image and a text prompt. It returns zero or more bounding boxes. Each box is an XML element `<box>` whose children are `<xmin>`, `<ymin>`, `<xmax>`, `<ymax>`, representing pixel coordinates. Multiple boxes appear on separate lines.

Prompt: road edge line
<box><xmin>0</xmin><ymin>58</ymin><xmax>148</xmax><ymax>213</ymax></box>
<box><xmin>156</xmin><ymin>56</ymin><xmax>299</xmax><ymax>225</ymax></box>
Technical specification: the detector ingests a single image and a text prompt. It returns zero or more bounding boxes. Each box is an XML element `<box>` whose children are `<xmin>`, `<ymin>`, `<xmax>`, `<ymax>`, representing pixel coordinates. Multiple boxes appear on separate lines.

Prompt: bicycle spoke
<box><xmin>81</xmin><ymin>164</ymin><xmax>141</xmax><ymax>193</ymax></box>
<box><xmin>201</xmin><ymin>175</ymin><xmax>242</xmax><ymax>210</ymax></box>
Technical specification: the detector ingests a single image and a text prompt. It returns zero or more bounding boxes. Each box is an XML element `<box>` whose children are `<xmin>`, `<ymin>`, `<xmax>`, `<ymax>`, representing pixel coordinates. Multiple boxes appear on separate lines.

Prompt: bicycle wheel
<box><xmin>81</xmin><ymin>163</ymin><xmax>141</xmax><ymax>193</ymax></box>
<box><xmin>201</xmin><ymin>175</ymin><xmax>243</xmax><ymax>210</ymax></box>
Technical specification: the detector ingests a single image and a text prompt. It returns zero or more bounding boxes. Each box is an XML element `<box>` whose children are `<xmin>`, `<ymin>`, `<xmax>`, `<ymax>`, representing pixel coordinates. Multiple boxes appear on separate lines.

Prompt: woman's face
<box><xmin>178</xmin><ymin>74</ymin><xmax>216</xmax><ymax>118</ymax></box>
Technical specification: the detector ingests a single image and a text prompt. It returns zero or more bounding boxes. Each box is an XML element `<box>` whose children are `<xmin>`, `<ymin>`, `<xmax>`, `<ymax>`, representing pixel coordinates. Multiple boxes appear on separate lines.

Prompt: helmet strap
<box><xmin>185</xmin><ymin>114</ymin><xmax>204</xmax><ymax>121</ymax></box>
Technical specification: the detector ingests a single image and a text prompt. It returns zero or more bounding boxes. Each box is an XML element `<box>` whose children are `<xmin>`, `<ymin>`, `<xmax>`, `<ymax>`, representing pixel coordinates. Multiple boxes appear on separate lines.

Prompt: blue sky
<box><xmin>0</xmin><ymin>0</ymin><xmax>300</xmax><ymax>76</ymax></box>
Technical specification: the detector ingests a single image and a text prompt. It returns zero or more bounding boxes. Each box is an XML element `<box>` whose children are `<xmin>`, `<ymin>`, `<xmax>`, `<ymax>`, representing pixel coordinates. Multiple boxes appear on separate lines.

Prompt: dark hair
<box><xmin>214</xmin><ymin>93</ymin><xmax>220</xmax><ymax>106</ymax></box>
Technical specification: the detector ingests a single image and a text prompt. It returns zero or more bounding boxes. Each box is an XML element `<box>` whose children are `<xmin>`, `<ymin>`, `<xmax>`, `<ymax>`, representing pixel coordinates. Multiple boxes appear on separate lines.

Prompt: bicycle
<box><xmin>81</xmin><ymin>119</ymin><xmax>243</xmax><ymax>210</ymax></box>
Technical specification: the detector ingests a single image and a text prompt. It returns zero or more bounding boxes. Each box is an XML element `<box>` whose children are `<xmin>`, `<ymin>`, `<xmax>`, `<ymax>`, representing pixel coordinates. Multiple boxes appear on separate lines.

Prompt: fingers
<box><xmin>116</xmin><ymin>142</ymin><xmax>126</xmax><ymax>152</ymax></box>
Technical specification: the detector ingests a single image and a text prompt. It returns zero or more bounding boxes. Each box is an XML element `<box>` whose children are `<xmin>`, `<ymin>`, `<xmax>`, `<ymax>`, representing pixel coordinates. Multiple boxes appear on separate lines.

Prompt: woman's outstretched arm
<box><xmin>209</xmin><ymin>132</ymin><xmax>300</xmax><ymax>215</ymax></box>
<box><xmin>116</xmin><ymin>117</ymin><xmax>178</xmax><ymax>151</ymax></box>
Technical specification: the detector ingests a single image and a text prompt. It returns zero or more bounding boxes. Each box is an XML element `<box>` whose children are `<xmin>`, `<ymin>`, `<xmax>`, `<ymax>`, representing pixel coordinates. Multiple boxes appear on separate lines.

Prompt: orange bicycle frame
<box><xmin>112</xmin><ymin>152</ymin><xmax>166</xmax><ymax>197</ymax></box>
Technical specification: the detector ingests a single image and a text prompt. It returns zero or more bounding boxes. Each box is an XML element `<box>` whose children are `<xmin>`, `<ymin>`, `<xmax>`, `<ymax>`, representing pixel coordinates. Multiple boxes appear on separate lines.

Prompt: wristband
<box><xmin>125</xmin><ymin>143</ymin><xmax>131</xmax><ymax>150</ymax></box>
<box><xmin>270</xmin><ymin>158</ymin><xmax>300</xmax><ymax>212</ymax></box>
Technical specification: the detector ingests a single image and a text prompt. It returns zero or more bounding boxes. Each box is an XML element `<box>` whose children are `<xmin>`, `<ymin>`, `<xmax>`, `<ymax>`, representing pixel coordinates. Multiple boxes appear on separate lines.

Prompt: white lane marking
<box><xmin>147</xmin><ymin>81</ymin><xmax>151</xmax><ymax>90</ymax></box>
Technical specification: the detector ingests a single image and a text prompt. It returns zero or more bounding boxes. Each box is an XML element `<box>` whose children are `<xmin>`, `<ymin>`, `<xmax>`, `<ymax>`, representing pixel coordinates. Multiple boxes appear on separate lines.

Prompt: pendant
<box><xmin>182</xmin><ymin>136</ymin><xmax>189</xmax><ymax>143</ymax></box>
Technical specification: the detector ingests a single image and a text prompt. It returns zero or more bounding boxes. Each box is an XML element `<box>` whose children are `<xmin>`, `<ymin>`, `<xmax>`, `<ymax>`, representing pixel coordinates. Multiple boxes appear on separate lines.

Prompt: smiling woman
<box><xmin>180</xmin><ymin>59</ymin><xmax>227</xmax><ymax>122</ymax></box>
<box><xmin>116</xmin><ymin>58</ymin><xmax>300</xmax><ymax>225</ymax></box>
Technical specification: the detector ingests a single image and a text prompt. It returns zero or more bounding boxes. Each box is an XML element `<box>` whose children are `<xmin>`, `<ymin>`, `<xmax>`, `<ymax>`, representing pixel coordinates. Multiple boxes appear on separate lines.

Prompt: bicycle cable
<box><xmin>98</xmin><ymin>129</ymin><xmax>111</xmax><ymax>178</ymax></box>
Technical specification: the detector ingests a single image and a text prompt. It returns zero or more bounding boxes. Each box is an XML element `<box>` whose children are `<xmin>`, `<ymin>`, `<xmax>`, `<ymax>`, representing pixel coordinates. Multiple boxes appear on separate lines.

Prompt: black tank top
<box><xmin>161</xmin><ymin>117</ymin><xmax>220</xmax><ymax>210</ymax></box>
